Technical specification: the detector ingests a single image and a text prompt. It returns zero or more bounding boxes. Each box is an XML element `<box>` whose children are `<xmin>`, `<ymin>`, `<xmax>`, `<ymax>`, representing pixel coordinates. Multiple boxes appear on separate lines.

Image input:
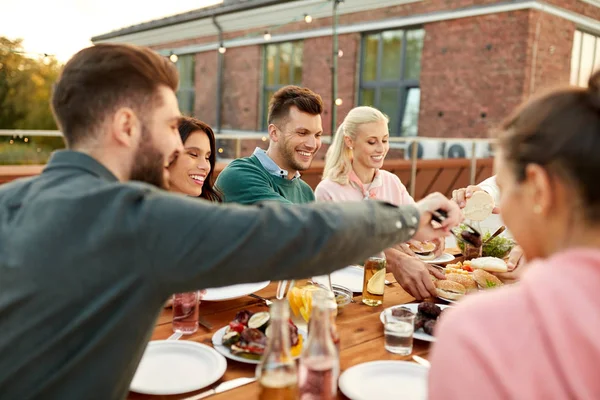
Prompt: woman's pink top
<box><xmin>315</xmin><ymin>169</ymin><xmax>415</xmax><ymax>206</ymax></box>
<box><xmin>429</xmin><ymin>248</ymin><xmax>600</xmax><ymax>400</ymax></box>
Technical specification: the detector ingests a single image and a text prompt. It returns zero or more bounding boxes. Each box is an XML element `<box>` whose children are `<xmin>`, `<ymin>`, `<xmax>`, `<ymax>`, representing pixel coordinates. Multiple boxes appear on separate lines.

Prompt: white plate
<box><xmin>312</xmin><ymin>266</ymin><xmax>364</xmax><ymax>293</ymax></box>
<box><xmin>436</xmin><ymin>295</ymin><xmax>459</xmax><ymax>304</ymax></box>
<box><xmin>212</xmin><ymin>325</ymin><xmax>307</xmax><ymax>365</ymax></box>
<box><xmin>339</xmin><ymin>360</ymin><xmax>428</xmax><ymax>400</ymax></box>
<box><xmin>130</xmin><ymin>340</ymin><xmax>227</xmax><ymax>395</ymax></box>
<box><xmin>379</xmin><ymin>303</ymin><xmax>451</xmax><ymax>343</ymax></box>
<box><xmin>203</xmin><ymin>281</ymin><xmax>270</xmax><ymax>301</ymax></box>
<box><xmin>424</xmin><ymin>252</ymin><xmax>455</xmax><ymax>264</ymax></box>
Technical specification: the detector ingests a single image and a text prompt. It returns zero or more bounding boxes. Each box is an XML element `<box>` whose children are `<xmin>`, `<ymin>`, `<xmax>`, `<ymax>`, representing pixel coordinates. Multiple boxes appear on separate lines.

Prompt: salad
<box><xmin>455</xmin><ymin>225</ymin><xmax>515</xmax><ymax>259</ymax></box>
<box><xmin>220</xmin><ymin>309</ymin><xmax>303</xmax><ymax>360</ymax></box>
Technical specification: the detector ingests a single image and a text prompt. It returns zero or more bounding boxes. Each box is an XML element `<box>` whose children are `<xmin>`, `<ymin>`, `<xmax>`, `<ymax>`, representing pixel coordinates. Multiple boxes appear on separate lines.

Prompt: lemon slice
<box><xmin>367</xmin><ymin>268</ymin><xmax>386</xmax><ymax>295</ymax></box>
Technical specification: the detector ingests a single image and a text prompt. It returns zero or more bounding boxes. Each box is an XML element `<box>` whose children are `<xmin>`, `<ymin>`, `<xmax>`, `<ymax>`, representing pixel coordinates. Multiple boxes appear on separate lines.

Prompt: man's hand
<box><xmin>452</xmin><ymin>185</ymin><xmax>500</xmax><ymax>213</ymax></box>
<box><xmin>414</xmin><ymin>192</ymin><xmax>462</xmax><ymax>242</ymax></box>
<box><xmin>385</xmin><ymin>248</ymin><xmax>445</xmax><ymax>300</ymax></box>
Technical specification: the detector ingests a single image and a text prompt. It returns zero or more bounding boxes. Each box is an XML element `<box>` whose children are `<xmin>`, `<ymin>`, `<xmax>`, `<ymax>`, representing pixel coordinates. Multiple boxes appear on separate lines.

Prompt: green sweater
<box><xmin>216</xmin><ymin>155</ymin><xmax>315</xmax><ymax>204</ymax></box>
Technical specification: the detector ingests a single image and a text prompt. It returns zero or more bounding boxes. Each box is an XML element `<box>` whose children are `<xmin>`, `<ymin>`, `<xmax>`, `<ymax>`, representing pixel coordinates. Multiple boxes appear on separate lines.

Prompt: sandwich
<box><xmin>470</xmin><ymin>257</ymin><xmax>508</xmax><ymax>273</ymax></box>
<box><xmin>409</xmin><ymin>241</ymin><xmax>437</xmax><ymax>261</ymax></box>
<box><xmin>435</xmin><ymin>280</ymin><xmax>466</xmax><ymax>301</ymax></box>
<box><xmin>463</xmin><ymin>191</ymin><xmax>495</xmax><ymax>221</ymax></box>
<box><xmin>445</xmin><ymin>273</ymin><xmax>478</xmax><ymax>293</ymax></box>
<box><xmin>473</xmin><ymin>269</ymin><xmax>503</xmax><ymax>289</ymax></box>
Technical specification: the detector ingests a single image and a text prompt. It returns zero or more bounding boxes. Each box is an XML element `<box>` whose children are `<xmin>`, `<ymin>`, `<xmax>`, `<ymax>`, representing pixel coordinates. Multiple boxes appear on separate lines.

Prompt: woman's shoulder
<box><xmin>315</xmin><ymin>178</ymin><xmax>353</xmax><ymax>200</ymax></box>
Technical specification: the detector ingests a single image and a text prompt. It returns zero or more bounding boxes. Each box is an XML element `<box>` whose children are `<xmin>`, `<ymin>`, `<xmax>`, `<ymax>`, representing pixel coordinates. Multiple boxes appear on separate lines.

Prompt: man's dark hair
<box><xmin>267</xmin><ymin>85</ymin><xmax>323</xmax><ymax>126</ymax></box>
<box><xmin>51</xmin><ymin>43</ymin><xmax>179</xmax><ymax>147</ymax></box>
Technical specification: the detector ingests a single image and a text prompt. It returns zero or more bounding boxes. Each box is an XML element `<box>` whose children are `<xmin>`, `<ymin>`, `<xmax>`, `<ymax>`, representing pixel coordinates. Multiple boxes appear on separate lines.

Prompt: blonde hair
<box><xmin>322</xmin><ymin>106</ymin><xmax>389</xmax><ymax>185</ymax></box>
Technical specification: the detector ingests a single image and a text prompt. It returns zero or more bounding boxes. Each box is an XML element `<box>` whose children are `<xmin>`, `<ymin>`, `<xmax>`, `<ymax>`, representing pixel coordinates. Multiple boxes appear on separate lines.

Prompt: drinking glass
<box><xmin>384</xmin><ymin>306</ymin><xmax>415</xmax><ymax>355</ymax></box>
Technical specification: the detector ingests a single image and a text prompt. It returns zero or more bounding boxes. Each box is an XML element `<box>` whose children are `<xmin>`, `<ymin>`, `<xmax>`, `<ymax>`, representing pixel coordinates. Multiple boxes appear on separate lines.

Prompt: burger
<box><xmin>470</xmin><ymin>257</ymin><xmax>508</xmax><ymax>273</ymax></box>
<box><xmin>409</xmin><ymin>241</ymin><xmax>437</xmax><ymax>261</ymax></box>
<box><xmin>473</xmin><ymin>269</ymin><xmax>503</xmax><ymax>289</ymax></box>
<box><xmin>435</xmin><ymin>280</ymin><xmax>466</xmax><ymax>301</ymax></box>
<box><xmin>445</xmin><ymin>273</ymin><xmax>478</xmax><ymax>293</ymax></box>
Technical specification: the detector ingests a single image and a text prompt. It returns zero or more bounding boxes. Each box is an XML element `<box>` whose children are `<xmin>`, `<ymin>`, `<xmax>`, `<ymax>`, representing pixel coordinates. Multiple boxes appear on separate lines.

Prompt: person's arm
<box><xmin>314</xmin><ymin>181</ymin><xmax>335</xmax><ymax>202</ymax></box>
<box><xmin>452</xmin><ymin>175</ymin><xmax>500</xmax><ymax>213</ymax></box>
<box><xmin>137</xmin><ymin>190</ymin><xmax>460</xmax><ymax>295</ymax></box>
<box><xmin>215</xmin><ymin>161</ymin><xmax>291</xmax><ymax>204</ymax></box>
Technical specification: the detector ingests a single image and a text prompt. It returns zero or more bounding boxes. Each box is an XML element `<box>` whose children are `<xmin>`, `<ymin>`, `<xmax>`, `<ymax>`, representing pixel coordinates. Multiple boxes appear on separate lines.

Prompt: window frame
<box><xmin>176</xmin><ymin>54</ymin><xmax>196</xmax><ymax>116</ymax></box>
<box><xmin>261</xmin><ymin>40</ymin><xmax>304</xmax><ymax>130</ymax></box>
<box><xmin>570</xmin><ymin>29</ymin><xmax>600</xmax><ymax>87</ymax></box>
<box><xmin>358</xmin><ymin>28</ymin><xmax>424</xmax><ymax>137</ymax></box>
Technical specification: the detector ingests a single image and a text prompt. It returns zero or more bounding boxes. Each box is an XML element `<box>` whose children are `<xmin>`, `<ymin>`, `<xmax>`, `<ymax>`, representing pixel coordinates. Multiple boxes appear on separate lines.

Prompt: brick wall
<box><xmin>419</xmin><ymin>11</ymin><xmax>531</xmax><ymax>138</ymax></box>
<box><xmin>523</xmin><ymin>10</ymin><xmax>575</xmax><ymax>97</ymax></box>
<box><xmin>220</xmin><ymin>45</ymin><xmax>262</xmax><ymax>130</ymax></box>
<box><xmin>194</xmin><ymin>51</ymin><xmax>218</xmax><ymax>125</ymax></box>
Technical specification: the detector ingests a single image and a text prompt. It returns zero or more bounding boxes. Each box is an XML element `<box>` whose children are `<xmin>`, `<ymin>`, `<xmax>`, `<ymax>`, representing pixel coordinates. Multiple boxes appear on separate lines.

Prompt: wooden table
<box><xmin>127</xmin><ymin>270</ymin><xmax>446</xmax><ymax>400</ymax></box>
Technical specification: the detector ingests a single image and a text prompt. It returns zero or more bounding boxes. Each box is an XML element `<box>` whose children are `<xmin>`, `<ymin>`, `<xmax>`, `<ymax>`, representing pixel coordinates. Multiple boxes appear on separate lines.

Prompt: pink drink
<box><xmin>172</xmin><ymin>291</ymin><xmax>199</xmax><ymax>334</ymax></box>
<box><xmin>298</xmin><ymin>356</ymin><xmax>337</xmax><ymax>400</ymax></box>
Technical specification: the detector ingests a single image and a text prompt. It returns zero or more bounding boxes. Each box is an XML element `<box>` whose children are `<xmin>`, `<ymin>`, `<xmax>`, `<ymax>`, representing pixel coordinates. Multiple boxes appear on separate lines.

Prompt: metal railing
<box><xmin>0</xmin><ymin>129</ymin><xmax>496</xmax><ymax>191</ymax></box>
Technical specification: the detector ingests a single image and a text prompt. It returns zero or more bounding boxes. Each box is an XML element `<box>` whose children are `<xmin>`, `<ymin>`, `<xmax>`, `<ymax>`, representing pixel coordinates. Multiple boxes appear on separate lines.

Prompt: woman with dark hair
<box><xmin>429</xmin><ymin>71</ymin><xmax>600</xmax><ymax>399</ymax></box>
<box><xmin>168</xmin><ymin>116</ymin><xmax>222</xmax><ymax>202</ymax></box>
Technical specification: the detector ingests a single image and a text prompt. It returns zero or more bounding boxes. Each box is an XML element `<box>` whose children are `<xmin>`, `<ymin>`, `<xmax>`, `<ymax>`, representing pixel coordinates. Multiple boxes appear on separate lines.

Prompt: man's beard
<box><xmin>129</xmin><ymin>126</ymin><xmax>168</xmax><ymax>189</ymax></box>
<box><xmin>280</xmin><ymin>136</ymin><xmax>310</xmax><ymax>172</ymax></box>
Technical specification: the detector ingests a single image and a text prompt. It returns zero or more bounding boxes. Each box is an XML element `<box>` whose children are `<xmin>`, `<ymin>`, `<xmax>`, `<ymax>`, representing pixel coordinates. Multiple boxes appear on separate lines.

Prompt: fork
<box><xmin>249</xmin><ymin>293</ymin><xmax>273</xmax><ymax>306</ymax></box>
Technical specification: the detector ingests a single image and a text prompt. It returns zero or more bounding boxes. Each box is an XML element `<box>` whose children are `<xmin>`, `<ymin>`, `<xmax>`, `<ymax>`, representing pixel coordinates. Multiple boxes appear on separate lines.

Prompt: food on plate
<box><xmin>462</xmin><ymin>190</ymin><xmax>495</xmax><ymax>221</ymax></box>
<box><xmin>423</xmin><ymin>319</ymin><xmax>436</xmax><ymax>335</ymax></box>
<box><xmin>435</xmin><ymin>280</ymin><xmax>466</xmax><ymax>301</ymax></box>
<box><xmin>414</xmin><ymin>301</ymin><xmax>447</xmax><ymax>337</ymax></box>
<box><xmin>473</xmin><ymin>269</ymin><xmax>504</xmax><ymax>289</ymax></box>
<box><xmin>471</xmin><ymin>257</ymin><xmax>508</xmax><ymax>273</ymax></box>
<box><xmin>221</xmin><ymin>309</ymin><xmax>303</xmax><ymax>360</ymax></box>
<box><xmin>446</xmin><ymin>273</ymin><xmax>477</xmax><ymax>293</ymax></box>
<box><xmin>417</xmin><ymin>302</ymin><xmax>442</xmax><ymax>318</ymax></box>
<box><xmin>444</xmin><ymin>261</ymin><xmax>473</xmax><ymax>274</ymax></box>
<box><xmin>457</xmin><ymin>226</ymin><xmax>515</xmax><ymax>259</ymax></box>
<box><xmin>408</xmin><ymin>241</ymin><xmax>437</xmax><ymax>261</ymax></box>
<box><xmin>392</xmin><ymin>306</ymin><xmax>414</xmax><ymax>318</ymax></box>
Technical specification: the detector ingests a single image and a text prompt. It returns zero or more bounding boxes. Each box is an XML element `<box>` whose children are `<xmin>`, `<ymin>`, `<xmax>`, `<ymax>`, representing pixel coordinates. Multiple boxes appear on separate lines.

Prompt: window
<box><xmin>571</xmin><ymin>30</ymin><xmax>600</xmax><ymax>87</ymax></box>
<box><xmin>176</xmin><ymin>55</ymin><xmax>195</xmax><ymax>115</ymax></box>
<box><xmin>359</xmin><ymin>28</ymin><xmax>424</xmax><ymax>137</ymax></box>
<box><xmin>262</xmin><ymin>41</ymin><xmax>304</xmax><ymax>129</ymax></box>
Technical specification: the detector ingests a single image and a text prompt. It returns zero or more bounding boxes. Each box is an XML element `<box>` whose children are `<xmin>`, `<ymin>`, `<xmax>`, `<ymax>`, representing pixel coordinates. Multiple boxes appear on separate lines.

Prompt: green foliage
<box><xmin>0</xmin><ymin>36</ymin><xmax>64</xmax><ymax>164</ymax></box>
<box><xmin>0</xmin><ymin>36</ymin><xmax>62</xmax><ymax>130</ymax></box>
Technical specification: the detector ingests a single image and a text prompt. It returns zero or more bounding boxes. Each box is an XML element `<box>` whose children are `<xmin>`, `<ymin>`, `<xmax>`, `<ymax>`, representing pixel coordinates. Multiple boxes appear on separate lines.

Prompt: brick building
<box><xmin>93</xmin><ymin>0</ymin><xmax>600</xmax><ymax>158</ymax></box>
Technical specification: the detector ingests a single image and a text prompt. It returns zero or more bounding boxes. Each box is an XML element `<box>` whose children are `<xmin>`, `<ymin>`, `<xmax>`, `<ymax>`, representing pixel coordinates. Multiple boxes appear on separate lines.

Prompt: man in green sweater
<box><xmin>216</xmin><ymin>86</ymin><xmax>322</xmax><ymax>204</ymax></box>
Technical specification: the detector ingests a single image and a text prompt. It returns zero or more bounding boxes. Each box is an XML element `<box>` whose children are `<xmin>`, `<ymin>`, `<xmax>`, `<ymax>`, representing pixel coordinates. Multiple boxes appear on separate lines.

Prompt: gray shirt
<box><xmin>0</xmin><ymin>150</ymin><xmax>421</xmax><ymax>399</ymax></box>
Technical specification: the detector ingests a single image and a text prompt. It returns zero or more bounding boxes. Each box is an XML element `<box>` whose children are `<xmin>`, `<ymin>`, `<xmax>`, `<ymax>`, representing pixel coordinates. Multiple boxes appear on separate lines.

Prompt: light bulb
<box><xmin>169</xmin><ymin>53</ymin><xmax>178</xmax><ymax>63</ymax></box>
<box><xmin>304</xmin><ymin>14</ymin><xmax>313</xmax><ymax>23</ymax></box>
<box><xmin>263</xmin><ymin>31</ymin><xmax>272</xmax><ymax>41</ymax></box>
<box><xmin>218</xmin><ymin>46</ymin><xmax>226</xmax><ymax>54</ymax></box>
<box><xmin>335</xmin><ymin>98</ymin><xmax>343</xmax><ymax>106</ymax></box>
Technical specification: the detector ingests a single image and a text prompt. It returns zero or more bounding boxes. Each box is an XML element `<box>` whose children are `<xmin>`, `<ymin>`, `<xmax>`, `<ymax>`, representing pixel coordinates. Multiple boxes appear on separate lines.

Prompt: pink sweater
<box><xmin>429</xmin><ymin>248</ymin><xmax>600</xmax><ymax>400</ymax></box>
<box><xmin>315</xmin><ymin>169</ymin><xmax>415</xmax><ymax>206</ymax></box>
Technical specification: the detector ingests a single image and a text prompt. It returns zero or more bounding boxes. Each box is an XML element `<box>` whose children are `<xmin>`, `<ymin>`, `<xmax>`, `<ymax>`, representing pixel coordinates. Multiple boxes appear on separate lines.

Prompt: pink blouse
<box><xmin>315</xmin><ymin>169</ymin><xmax>415</xmax><ymax>206</ymax></box>
<box><xmin>429</xmin><ymin>248</ymin><xmax>600</xmax><ymax>400</ymax></box>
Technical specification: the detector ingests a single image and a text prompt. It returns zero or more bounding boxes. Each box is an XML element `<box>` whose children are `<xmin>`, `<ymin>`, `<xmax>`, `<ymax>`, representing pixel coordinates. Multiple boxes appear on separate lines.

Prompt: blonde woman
<box><xmin>315</xmin><ymin>106</ymin><xmax>445</xmax><ymax>299</ymax></box>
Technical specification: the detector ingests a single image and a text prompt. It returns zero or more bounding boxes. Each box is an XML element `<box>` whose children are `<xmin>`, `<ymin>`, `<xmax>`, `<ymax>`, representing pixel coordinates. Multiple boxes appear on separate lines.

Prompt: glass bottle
<box><xmin>256</xmin><ymin>299</ymin><xmax>299</xmax><ymax>400</ymax></box>
<box><xmin>298</xmin><ymin>290</ymin><xmax>340</xmax><ymax>400</ymax></box>
<box><xmin>362</xmin><ymin>252</ymin><xmax>386</xmax><ymax>306</ymax></box>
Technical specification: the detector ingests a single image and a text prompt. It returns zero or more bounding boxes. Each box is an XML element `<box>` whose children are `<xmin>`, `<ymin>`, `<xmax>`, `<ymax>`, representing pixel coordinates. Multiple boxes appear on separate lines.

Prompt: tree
<box><xmin>0</xmin><ymin>37</ymin><xmax>62</xmax><ymax>130</ymax></box>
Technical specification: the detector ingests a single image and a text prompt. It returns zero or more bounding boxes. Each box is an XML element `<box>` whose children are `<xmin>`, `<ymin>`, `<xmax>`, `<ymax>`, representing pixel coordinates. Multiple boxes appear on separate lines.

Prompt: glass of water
<box><xmin>384</xmin><ymin>306</ymin><xmax>415</xmax><ymax>355</ymax></box>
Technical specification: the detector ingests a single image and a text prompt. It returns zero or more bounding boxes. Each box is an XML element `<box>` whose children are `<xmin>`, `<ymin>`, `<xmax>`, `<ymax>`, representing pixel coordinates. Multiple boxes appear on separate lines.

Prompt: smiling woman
<box><xmin>168</xmin><ymin>116</ymin><xmax>222</xmax><ymax>202</ymax></box>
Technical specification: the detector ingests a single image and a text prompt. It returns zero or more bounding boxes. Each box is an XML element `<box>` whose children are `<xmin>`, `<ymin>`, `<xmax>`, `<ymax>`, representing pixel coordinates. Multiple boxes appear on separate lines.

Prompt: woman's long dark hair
<box><xmin>178</xmin><ymin>117</ymin><xmax>222</xmax><ymax>202</ymax></box>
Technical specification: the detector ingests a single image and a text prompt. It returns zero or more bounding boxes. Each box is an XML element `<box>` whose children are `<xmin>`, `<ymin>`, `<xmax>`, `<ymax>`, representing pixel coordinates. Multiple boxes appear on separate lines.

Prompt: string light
<box><xmin>304</xmin><ymin>14</ymin><xmax>313</xmax><ymax>23</ymax></box>
<box><xmin>24</xmin><ymin>138</ymin><xmax>29</xmax><ymax>143</ymax></box>
<box><xmin>338</xmin><ymin>49</ymin><xmax>344</xmax><ymax>57</ymax></box>
<box><xmin>218</xmin><ymin>44</ymin><xmax>227</xmax><ymax>54</ymax></box>
<box><xmin>218</xmin><ymin>148</ymin><xmax>224</xmax><ymax>153</ymax></box>
<box><xmin>169</xmin><ymin>53</ymin><xmax>178</xmax><ymax>63</ymax></box>
<box><xmin>335</xmin><ymin>98</ymin><xmax>343</xmax><ymax>106</ymax></box>
<box><xmin>261</xmin><ymin>136</ymin><xmax>267</xmax><ymax>142</ymax></box>
<box><xmin>263</xmin><ymin>31</ymin><xmax>272</xmax><ymax>41</ymax></box>
<box><xmin>9</xmin><ymin>140</ymin><xmax>14</xmax><ymax>145</ymax></box>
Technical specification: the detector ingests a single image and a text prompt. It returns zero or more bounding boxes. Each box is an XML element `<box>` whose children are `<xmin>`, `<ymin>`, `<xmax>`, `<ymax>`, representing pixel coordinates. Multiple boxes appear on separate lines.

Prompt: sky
<box><xmin>1</xmin><ymin>0</ymin><xmax>223</xmax><ymax>61</ymax></box>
